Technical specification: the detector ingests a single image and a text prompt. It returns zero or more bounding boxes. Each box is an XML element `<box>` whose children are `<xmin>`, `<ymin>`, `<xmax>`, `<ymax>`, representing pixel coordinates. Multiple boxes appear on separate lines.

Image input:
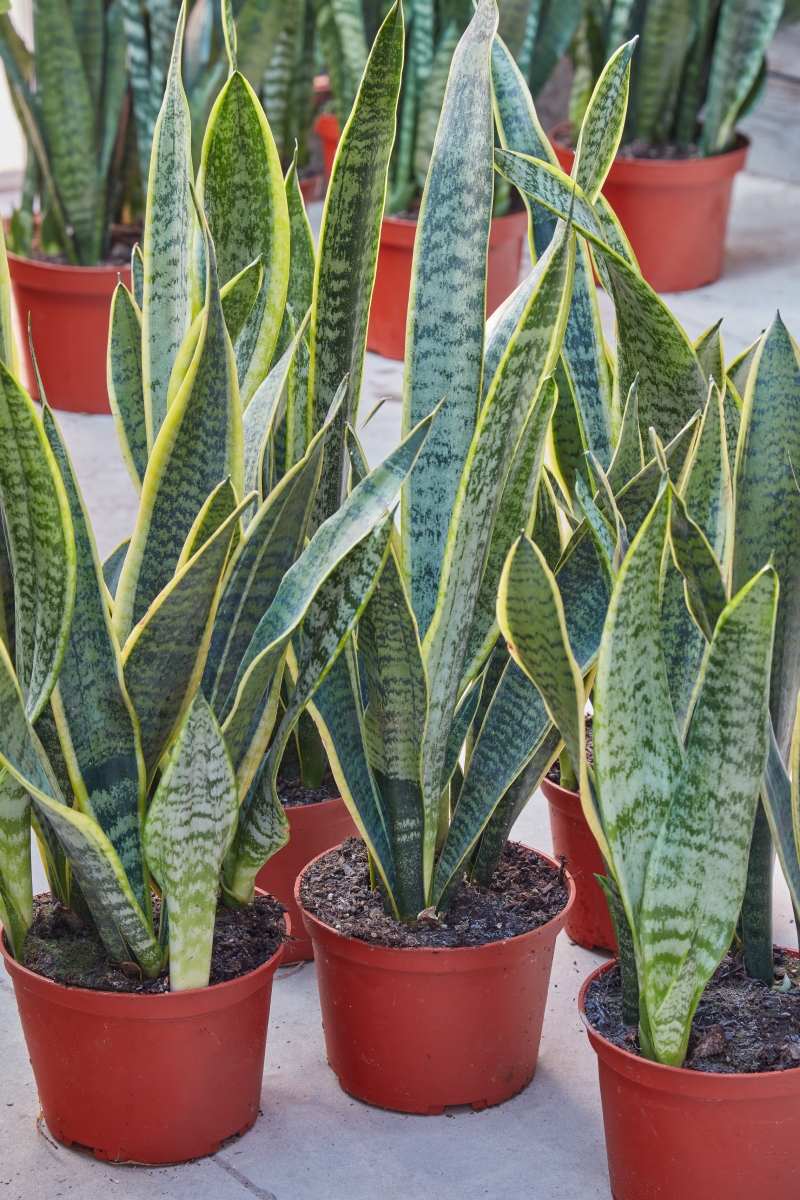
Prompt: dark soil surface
<box><xmin>546</xmin><ymin>716</ymin><xmax>593</xmax><ymax>788</ymax></box>
<box><xmin>17</xmin><ymin>222</ymin><xmax>142</xmax><ymax>267</ymax></box>
<box><xmin>585</xmin><ymin>950</ymin><xmax>800</xmax><ymax>1073</ymax></box>
<box><xmin>18</xmin><ymin>892</ymin><xmax>285</xmax><ymax>993</ymax></box>
<box><xmin>552</xmin><ymin>126</ymin><xmax>700</xmax><ymax>160</ymax></box>
<box><xmin>299</xmin><ymin>837</ymin><xmax>569</xmax><ymax>949</ymax></box>
<box><xmin>277</xmin><ymin>771</ymin><xmax>339</xmax><ymax>808</ymax></box>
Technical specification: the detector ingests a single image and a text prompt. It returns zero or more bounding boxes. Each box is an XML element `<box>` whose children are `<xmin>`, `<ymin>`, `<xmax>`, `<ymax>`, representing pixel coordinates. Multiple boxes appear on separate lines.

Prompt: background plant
<box><xmin>567</xmin><ymin>0</ymin><xmax>795</xmax><ymax>155</ymax></box>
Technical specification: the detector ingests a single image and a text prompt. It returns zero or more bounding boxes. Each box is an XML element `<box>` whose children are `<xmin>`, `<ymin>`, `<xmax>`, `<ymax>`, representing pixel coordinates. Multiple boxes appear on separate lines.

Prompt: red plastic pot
<box><xmin>366</xmin><ymin>210</ymin><xmax>529</xmax><ymax>361</ymax></box>
<box><xmin>579</xmin><ymin>957</ymin><xmax>800</xmax><ymax>1200</ymax></box>
<box><xmin>541</xmin><ymin>777</ymin><xmax>616</xmax><ymax>954</ymax></box>
<box><xmin>1</xmin><ymin>904</ymin><xmax>287</xmax><ymax>1164</ymax></box>
<box><xmin>299</xmin><ymin>174</ymin><xmax>323</xmax><ymax>204</ymax></box>
<box><xmin>550</xmin><ymin>126</ymin><xmax>748</xmax><ymax>293</ymax></box>
<box><xmin>314</xmin><ymin>112</ymin><xmax>340</xmax><ymax>181</ymax></box>
<box><xmin>7</xmin><ymin>253</ymin><xmax>127</xmax><ymax>414</ymax></box>
<box><xmin>255</xmin><ymin>795</ymin><xmax>358</xmax><ymax>963</ymax></box>
<box><xmin>296</xmin><ymin>841</ymin><xmax>574</xmax><ymax>1114</ymax></box>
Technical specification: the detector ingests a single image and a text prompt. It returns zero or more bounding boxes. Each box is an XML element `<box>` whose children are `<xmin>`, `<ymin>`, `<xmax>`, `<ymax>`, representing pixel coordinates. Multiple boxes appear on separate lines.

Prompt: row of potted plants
<box><xmin>0</xmin><ymin>1</ymin><xmax>798</xmax><ymax>1195</ymax></box>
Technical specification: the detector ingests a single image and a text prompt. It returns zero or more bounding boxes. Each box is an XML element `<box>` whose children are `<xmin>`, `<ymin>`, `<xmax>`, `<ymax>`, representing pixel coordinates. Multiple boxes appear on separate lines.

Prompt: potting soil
<box><xmin>585</xmin><ymin>950</ymin><xmax>800</xmax><ymax>1073</ymax></box>
<box><xmin>299</xmin><ymin>837</ymin><xmax>569</xmax><ymax>948</ymax></box>
<box><xmin>277</xmin><ymin>771</ymin><xmax>339</xmax><ymax>808</ymax></box>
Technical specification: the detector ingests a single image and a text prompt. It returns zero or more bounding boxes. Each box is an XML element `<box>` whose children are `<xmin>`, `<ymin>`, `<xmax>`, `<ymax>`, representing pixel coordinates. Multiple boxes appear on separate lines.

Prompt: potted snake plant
<box><xmin>551</xmin><ymin>0</ymin><xmax>792</xmax><ymax>291</ymax></box>
<box><xmin>0</xmin><ymin>3</ymin><xmax>432</xmax><ymax>1164</ymax></box>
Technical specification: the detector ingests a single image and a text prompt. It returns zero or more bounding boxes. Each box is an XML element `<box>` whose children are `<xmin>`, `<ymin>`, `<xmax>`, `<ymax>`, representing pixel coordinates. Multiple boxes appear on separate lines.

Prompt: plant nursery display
<box><xmin>0</xmin><ymin>0</ymin><xmax>434</xmax><ymax>1164</ymax></box>
<box><xmin>552</xmin><ymin>0</ymin><xmax>794</xmax><ymax>291</ymax></box>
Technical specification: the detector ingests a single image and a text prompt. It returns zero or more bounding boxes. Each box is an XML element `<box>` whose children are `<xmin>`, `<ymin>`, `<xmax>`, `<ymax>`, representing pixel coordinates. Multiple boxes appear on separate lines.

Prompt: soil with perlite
<box><xmin>299</xmin><ymin>837</ymin><xmax>569</xmax><ymax>949</ymax></box>
<box><xmin>15</xmin><ymin>893</ymin><xmax>285</xmax><ymax>994</ymax></box>
<box><xmin>277</xmin><ymin>771</ymin><xmax>339</xmax><ymax>808</ymax></box>
<box><xmin>586</xmin><ymin>951</ymin><xmax>800</xmax><ymax>1074</ymax></box>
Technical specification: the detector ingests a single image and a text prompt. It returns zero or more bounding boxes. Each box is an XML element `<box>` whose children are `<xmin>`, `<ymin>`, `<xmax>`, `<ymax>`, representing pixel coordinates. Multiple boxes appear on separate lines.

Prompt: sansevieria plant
<box><xmin>0</xmin><ymin>0</ymin><xmax>432</xmax><ymax>989</ymax></box>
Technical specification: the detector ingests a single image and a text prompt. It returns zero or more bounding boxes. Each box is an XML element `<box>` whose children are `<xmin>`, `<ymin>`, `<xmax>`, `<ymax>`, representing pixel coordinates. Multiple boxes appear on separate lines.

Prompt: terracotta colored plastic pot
<box><xmin>579</xmin><ymin>957</ymin><xmax>800</xmax><ymax>1200</ymax></box>
<box><xmin>550</xmin><ymin>126</ymin><xmax>748</xmax><ymax>293</ymax></box>
<box><xmin>255</xmin><ymin>795</ymin><xmax>358</xmax><ymax>963</ymax></box>
<box><xmin>299</xmin><ymin>174</ymin><xmax>323</xmax><ymax>204</ymax></box>
<box><xmin>8</xmin><ymin>253</ymin><xmax>128</xmax><ymax>414</ymax></box>
<box><xmin>1</xmin><ymin>904</ymin><xmax>287</xmax><ymax>1164</ymax></box>
<box><xmin>297</xmin><ymin>841</ymin><xmax>574</xmax><ymax>1114</ymax></box>
<box><xmin>366</xmin><ymin>210</ymin><xmax>529</xmax><ymax>361</ymax></box>
<box><xmin>541</xmin><ymin>777</ymin><xmax>616</xmax><ymax>954</ymax></box>
<box><xmin>314</xmin><ymin>112</ymin><xmax>340</xmax><ymax>181</ymax></box>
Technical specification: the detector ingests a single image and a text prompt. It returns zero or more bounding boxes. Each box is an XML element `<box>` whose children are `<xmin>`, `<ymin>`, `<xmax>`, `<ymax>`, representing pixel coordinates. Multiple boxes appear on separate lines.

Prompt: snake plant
<box><xmin>0</xmin><ymin>1</ymin><xmax>431</xmax><ymax>989</ymax></box>
<box><xmin>0</xmin><ymin>0</ymin><xmax>134</xmax><ymax>264</ymax></box>
<box><xmin>568</xmin><ymin>0</ymin><xmax>790</xmax><ymax>155</ymax></box>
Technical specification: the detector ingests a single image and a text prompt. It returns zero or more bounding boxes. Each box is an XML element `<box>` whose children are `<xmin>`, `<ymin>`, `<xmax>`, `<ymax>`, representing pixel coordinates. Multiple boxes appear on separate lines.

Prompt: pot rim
<box><xmin>578</xmin><ymin>953</ymin><xmax>800</xmax><ymax>1098</ymax></box>
<box><xmin>7</xmin><ymin>251</ymin><xmax>131</xmax><ymax>278</ymax></box>
<box><xmin>1</xmin><ymin>892</ymin><xmax>288</xmax><ymax>1017</ymax></box>
<box><xmin>380</xmin><ymin>207</ymin><xmax>528</xmax><ymax>248</ymax></box>
<box><xmin>549</xmin><ymin>123</ymin><xmax>749</xmax><ymax>182</ymax></box>
<box><xmin>295</xmin><ymin>839</ymin><xmax>575</xmax><ymax>968</ymax></box>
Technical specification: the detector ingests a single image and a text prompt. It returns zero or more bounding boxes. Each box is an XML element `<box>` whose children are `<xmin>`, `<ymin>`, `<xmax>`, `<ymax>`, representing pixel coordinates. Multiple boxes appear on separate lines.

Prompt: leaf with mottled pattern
<box><xmin>108</xmin><ymin>282</ymin><xmax>147</xmax><ymax>495</ymax></box>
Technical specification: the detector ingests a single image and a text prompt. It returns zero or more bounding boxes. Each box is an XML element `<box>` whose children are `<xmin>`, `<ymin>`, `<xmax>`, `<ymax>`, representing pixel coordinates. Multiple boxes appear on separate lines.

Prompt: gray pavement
<box><xmin>4</xmin><ymin>168</ymin><xmax>800</xmax><ymax>1197</ymax></box>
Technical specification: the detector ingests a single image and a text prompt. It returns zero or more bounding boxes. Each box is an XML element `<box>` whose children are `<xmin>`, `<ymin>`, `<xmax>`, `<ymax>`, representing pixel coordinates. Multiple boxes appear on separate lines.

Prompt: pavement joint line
<box><xmin>214</xmin><ymin>1154</ymin><xmax>277</xmax><ymax>1200</ymax></box>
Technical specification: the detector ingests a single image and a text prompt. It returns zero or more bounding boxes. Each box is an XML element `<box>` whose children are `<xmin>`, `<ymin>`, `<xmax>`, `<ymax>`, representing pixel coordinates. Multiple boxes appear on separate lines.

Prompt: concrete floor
<box><xmin>3</xmin><ymin>169</ymin><xmax>800</xmax><ymax>1198</ymax></box>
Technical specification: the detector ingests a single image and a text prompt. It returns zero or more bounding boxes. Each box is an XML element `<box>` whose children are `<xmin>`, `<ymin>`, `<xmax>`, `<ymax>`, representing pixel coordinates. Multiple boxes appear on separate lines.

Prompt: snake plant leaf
<box><xmin>309</xmin><ymin>1</ymin><xmax>404</xmax><ymax>527</ymax></box>
<box><xmin>359</xmin><ymin>547</ymin><xmax>428</xmax><ymax>920</ymax></box>
<box><xmin>115</xmin><ymin>198</ymin><xmax>244</xmax><ymax>645</ymax></box>
<box><xmin>532</xmin><ymin>472</ymin><xmax>562</xmax><ymax>569</ymax></box>
<box><xmin>402</xmin><ymin>0</ymin><xmax>497</xmax><ymax>638</ymax></box>
<box><xmin>594</xmin><ymin>484</ymin><xmax>684</xmax><ymax>927</ymax></box>
<box><xmin>444</xmin><ymin>677</ymin><xmax>484</xmax><ymax>786</ymax></box>
<box><xmin>462</xmin><ymin>376</ymin><xmax>557</xmax><ymax>687</ymax></box>
<box><xmin>307</xmin><ymin>642</ymin><xmax>398</xmax><ymax>905</ymax></box>
<box><xmin>682</xmin><ymin>384</ymin><xmax>732</xmax><ymax>567</ymax></box>
<box><xmin>0</xmin><ymin>222</ymin><xmax>19</xmax><ymax>377</ymax></box>
<box><xmin>761</xmin><ymin>714</ymin><xmax>800</xmax><ymax>920</ymax></box>
<box><xmin>142</xmin><ymin>693</ymin><xmax>238</xmax><ymax>990</ymax></box>
<box><xmin>99</xmin><ymin>0</ymin><xmax>128</xmax><ymax>184</ymax></box>
<box><xmin>528</xmin><ymin>0</ymin><xmax>582</xmax><ymax>96</ymax></box>
<box><xmin>103</xmin><ymin>538</ymin><xmax>130</xmax><ymax>600</ymax></box>
<box><xmin>575</xmin><ymin>475</ymin><xmax>616</xmax><ymax>595</ymax></box>
<box><xmin>732</xmin><ymin>313</ymin><xmax>800</xmax><ymax>761</ymax></box>
<box><xmin>0</xmin><ymin>364</ymin><xmax>75</xmax><ymax>723</ymax></box>
<box><xmin>727</xmin><ymin>333</ymin><xmax>763</xmax><ymax>398</ymax></box>
<box><xmin>194</xmin><ymin>70</ymin><xmax>290</xmax><ymax>407</ymax></box>
<box><xmin>669</xmin><ymin>487</ymin><xmax>728</xmax><ymax>645</ymax></box>
<box><xmin>631</xmin><ymin>0</ymin><xmax>694</xmax><ymax>146</ymax></box>
<box><xmin>412</xmin><ymin>20</ymin><xmax>459</xmax><ymax>189</ymax></box>
<box><xmin>203</xmin><ymin>415</ymin><xmax>331</xmax><ymax>716</ymax></box>
<box><xmin>243</xmin><ymin>310</ymin><xmax>311</xmax><ymax>501</ymax></box>
<box><xmin>572</xmin><ymin>38</ymin><xmax>635</xmax><ymax>204</ymax></box>
<box><xmin>0</xmin><ymin>770</ymin><xmax>32</xmax><ymax>955</ymax></box>
<box><xmin>175</xmin><ymin>477</ymin><xmax>242</xmax><ymax>572</ymax></box>
<box><xmin>33</xmin><ymin>0</ymin><xmax>100</xmax><ymax>263</ymax></box>
<box><xmin>132</xmin><ymin>244</ymin><xmax>144</xmax><ymax>309</ymax></box>
<box><xmin>285</xmin><ymin>153</ymin><xmax>316</xmax><ymax>323</ymax></box>
<box><xmin>285</xmin><ymin>324</ymin><xmax>311</xmax><ymax>474</ymax></box>
<box><xmin>592</xmin><ymin>192</ymin><xmax>639</xmax><ymax>271</ymax></box>
<box><xmin>234</xmin><ymin>0</ymin><xmax>288</xmax><ymax>89</ymax></box>
<box><xmin>123</xmin><ymin>498</ymin><xmax>248</xmax><ymax>782</ymax></box>
<box><xmin>108</xmin><ymin>282</ymin><xmax>147</xmax><ymax>495</ymax></box>
<box><xmin>498</xmin><ymin>533</ymin><xmax>585</xmax><ymax>774</ymax></box>
<box><xmin>702</xmin><ymin>0</ymin><xmax>783</xmax><ymax>156</ymax></box>
<box><xmin>141</xmin><ymin>0</ymin><xmax>193</xmax><ymax>451</ymax></box>
<box><xmin>639</xmin><ymin>566</ymin><xmax>778</xmax><ymax>1066</ymax></box>
<box><xmin>421</xmin><ymin>222</ymin><xmax>574</xmax><ymax>877</ymax></box>
<box><xmin>230</xmin><ymin>514</ymin><xmax>395</xmax><ymax>904</ymax></box>
<box><xmin>559</xmin><ymin>242</ymin><xmax>615</xmax><ymax>471</ymax></box>
<box><xmin>42</xmin><ymin>404</ymin><xmax>147</xmax><ymax>909</ymax></box>
<box><xmin>607</xmin><ymin>378</ymin><xmax>644</xmax><ymax>493</ymax></box>
<box><xmin>694</xmin><ymin>320</ymin><xmax>724</xmax><ymax>388</ymax></box>
<box><xmin>219</xmin><ymin>258</ymin><xmax>264</xmax><ymax>346</ymax></box>
<box><xmin>220</xmin><ymin>413</ymin><xmax>435</xmax><ymax>791</ymax></box>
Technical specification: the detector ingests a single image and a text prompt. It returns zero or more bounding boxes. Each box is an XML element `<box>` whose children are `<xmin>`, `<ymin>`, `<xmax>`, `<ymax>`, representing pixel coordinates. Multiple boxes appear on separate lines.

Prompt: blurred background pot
<box><xmin>8</xmin><ymin>254</ymin><xmax>126</xmax><ymax>413</ymax></box>
<box><xmin>541</xmin><ymin>777</ymin><xmax>616</xmax><ymax>954</ymax></box>
<box><xmin>551</xmin><ymin>127</ymin><xmax>748</xmax><ymax>292</ymax></box>
<box><xmin>579</xmin><ymin>957</ymin><xmax>800</xmax><ymax>1200</ymax></box>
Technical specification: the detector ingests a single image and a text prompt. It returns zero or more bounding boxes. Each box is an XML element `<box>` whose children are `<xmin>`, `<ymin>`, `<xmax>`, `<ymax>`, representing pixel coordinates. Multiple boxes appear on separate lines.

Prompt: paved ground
<box><xmin>3</xmin><ymin>169</ymin><xmax>800</xmax><ymax>1198</ymax></box>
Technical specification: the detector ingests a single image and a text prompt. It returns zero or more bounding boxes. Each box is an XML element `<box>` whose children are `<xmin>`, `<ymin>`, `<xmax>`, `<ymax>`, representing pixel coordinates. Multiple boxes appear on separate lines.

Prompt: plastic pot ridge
<box><xmin>296</xmin><ymin>842</ymin><xmax>574</xmax><ymax>1114</ymax></box>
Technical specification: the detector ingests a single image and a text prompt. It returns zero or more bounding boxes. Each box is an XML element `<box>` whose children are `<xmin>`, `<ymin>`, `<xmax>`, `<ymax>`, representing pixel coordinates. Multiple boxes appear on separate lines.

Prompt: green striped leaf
<box><xmin>669</xmin><ymin>488</ymin><xmax>727</xmax><ymax>645</ymax></box>
<box><xmin>732</xmin><ymin>314</ymin><xmax>800</xmax><ymax>760</ymax></box>
<box><xmin>702</xmin><ymin>0</ymin><xmax>783</xmax><ymax>155</ymax></box>
<box><xmin>132</xmin><ymin>244</ymin><xmax>144</xmax><ymax>308</ymax></box>
<box><xmin>359</xmin><ymin>548</ymin><xmax>428</xmax><ymax>920</ymax></box>
<box><xmin>235</xmin><ymin>0</ymin><xmax>290</xmax><ymax>93</ymax></box>
<box><xmin>285</xmin><ymin>153</ymin><xmax>316</xmax><ymax>323</ymax></box>
<box><xmin>412</xmin><ymin>20</ymin><xmax>459</xmax><ymax>189</ymax></box>
<box><xmin>0</xmin><ymin>363</ymin><xmax>75</xmax><ymax>722</ymax></box>
<box><xmin>175</xmin><ymin>477</ymin><xmax>241</xmax><ymax>572</ymax></box>
<box><xmin>0</xmin><ymin>222</ymin><xmax>19</xmax><ymax>376</ymax></box>
<box><xmin>401</xmin><ymin>0</ymin><xmax>497</xmax><ymax>637</ymax></box>
<box><xmin>42</xmin><ymin>404</ymin><xmax>147</xmax><ymax>909</ymax></box>
<box><xmin>228</xmin><ymin>513</ymin><xmax>394</xmax><ymax>903</ymax></box>
<box><xmin>631</xmin><ymin>0</ymin><xmax>693</xmax><ymax>146</ymax></box>
<box><xmin>123</xmin><ymin>497</ymin><xmax>248</xmax><ymax>782</ymax></box>
<box><xmin>143</xmin><ymin>694</ymin><xmax>239</xmax><ymax>990</ymax></box>
<box><xmin>243</xmin><ymin>311</ymin><xmax>310</xmax><ymax>501</ymax></box>
<box><xmin>639</xmin><ymin>567</ymin><xmax>778</xmax><ymax>1065</ymax></box>
<box><xmin>309</xmin><ymin>2</ymin><xmax>404</xmax><ymax>526</ymax></box>
<box><xmin>141</xmin><ymin>0</ymin><xmax>194</xmax><ymax>451</ymax></box>
<box><xmin>99</xmin><ymin>0</ymin><xmax>128</xmax><ymax>184</ymax></box>
<box><xmin>102</xmin><ymin>538</ymin><xmax>129</xmax><ymax>600</ymax></box>
<box><xmin>421</xmin><ymin>221</ymin><xmax>574</xmax><ymax>891</ymax></box>
<box><xmin>0</xmin><ymin>771</ymin><xmax>32</xmax><ymax>957</ymax></box>
<box><xmin>194</xmin><ymin>70</ymin><xmax>290</xmax><ymax>407</ymax></box>
<box><xmin>594</xmin><ymin>484</ymin><xmax>684</xmax><ymax>926</ymax></box>
<box><xmin>694</xmin><ymin>319</ymin><xmax>724</xmax><ymax>387</ymax></box>
<box><xmin>727</xmin><ymin>334</ymin><xmax>762</xmax><ymax>398</ymax></box>
<box><xmin>607</xmin><ymin>379</ymin><xmax>644</xmax><ymax>493</ymax></box>
<box><xmin>115</xmin><ymin>199</ymin><xmax>244</xmax><ymax>645</ymax></box>
<box><xmin>107</xmin><ymin>282</ymin><xmax>147</xmax><ymax>495</ymax></box>
<box><xmin>572</xmin><ymin>39</ymin><xmax>635</xmax><ymax>204</ymax></box>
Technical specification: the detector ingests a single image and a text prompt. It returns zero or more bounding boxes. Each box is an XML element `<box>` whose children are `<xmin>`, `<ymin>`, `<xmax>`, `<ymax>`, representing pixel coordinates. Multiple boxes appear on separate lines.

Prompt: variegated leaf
<box><xmin>108</xmin><ymin>282</ymin><xmax>147</xmax><ymax>495</ymax></box>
